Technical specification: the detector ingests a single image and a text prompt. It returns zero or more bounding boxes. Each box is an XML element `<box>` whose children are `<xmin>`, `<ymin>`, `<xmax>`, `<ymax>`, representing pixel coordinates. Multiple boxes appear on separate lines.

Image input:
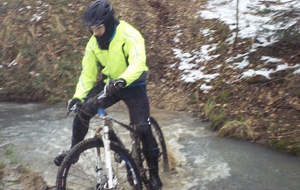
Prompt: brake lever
<box><xmin>66</xmin><ymin>89</ymin><xmax>107</xmax><ymax>116</ymax></box>
<box><xmin>97</xmin><ymin>88</ymin><xmax>108</xmax><ymax>100</ymax></box>
<box><xmin>66</xmin><ymin>110</ymin><xmax>72</xmax><ymax>116</ymax></box>
<box><xmin>66</xmin><ymin>104</ymin><xmax>77</xmax><ymax>116</ymax></box>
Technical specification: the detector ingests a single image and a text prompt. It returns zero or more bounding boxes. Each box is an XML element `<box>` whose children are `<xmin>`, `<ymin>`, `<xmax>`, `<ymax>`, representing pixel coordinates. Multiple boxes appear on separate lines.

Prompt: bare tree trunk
<box><xmin>233</xmin><ymin>0</ymin><xmax>239</xmax><ymax>47</ymax></box>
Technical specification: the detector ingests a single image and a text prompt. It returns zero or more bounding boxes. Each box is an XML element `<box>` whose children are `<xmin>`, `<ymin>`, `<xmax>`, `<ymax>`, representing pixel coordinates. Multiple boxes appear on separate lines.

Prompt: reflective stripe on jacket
<box><xmin>73</xmin><ymin>20</ymin><xmax>148</xmax><ymax>100</ymax></box>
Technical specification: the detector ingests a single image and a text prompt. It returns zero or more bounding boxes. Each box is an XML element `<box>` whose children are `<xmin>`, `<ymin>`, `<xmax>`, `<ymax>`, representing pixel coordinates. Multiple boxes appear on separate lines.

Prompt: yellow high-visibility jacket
<box><xmin>73</xmin><ymin>20</ymin><xmax>148</xmax><ymax>100</ymax></box>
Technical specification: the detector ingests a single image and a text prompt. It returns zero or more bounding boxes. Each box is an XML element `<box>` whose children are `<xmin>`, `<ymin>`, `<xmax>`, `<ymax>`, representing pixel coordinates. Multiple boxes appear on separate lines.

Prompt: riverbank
<box><xmin>1</xmin><ymin>0</ymin><xmax>299</xmax><ymax>157</ymax></box>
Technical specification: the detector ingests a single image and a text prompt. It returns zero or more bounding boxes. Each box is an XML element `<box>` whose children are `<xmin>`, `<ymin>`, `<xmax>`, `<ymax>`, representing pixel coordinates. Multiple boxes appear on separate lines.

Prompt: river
<box><xmin>0</xmin><ymin>103</ymin><xmax>300</xmax><ymax>190</ymax></box>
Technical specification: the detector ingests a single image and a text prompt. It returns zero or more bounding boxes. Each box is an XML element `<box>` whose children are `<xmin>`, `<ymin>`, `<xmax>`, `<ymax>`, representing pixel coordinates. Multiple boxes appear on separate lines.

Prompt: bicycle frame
<box><xmin>78</xmin><ymin>88</ymin><xmax>167</xmax><ymax>189</ymax></box>
<box><xmin>95</xmin><ymin>107</ymin><xmax>146</xmax><ymax>187</ymax></box>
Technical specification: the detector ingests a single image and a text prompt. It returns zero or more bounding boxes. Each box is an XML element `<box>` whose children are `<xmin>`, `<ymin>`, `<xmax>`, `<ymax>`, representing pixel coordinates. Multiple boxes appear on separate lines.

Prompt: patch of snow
<box><xmin>172</xmin><ymin>0</ymin><xmax>299</xmax><ymax>91</ymax></box>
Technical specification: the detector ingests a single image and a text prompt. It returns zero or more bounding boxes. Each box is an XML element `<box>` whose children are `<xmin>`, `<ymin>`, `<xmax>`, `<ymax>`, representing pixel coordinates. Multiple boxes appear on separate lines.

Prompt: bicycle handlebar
<box><xmin>66</xmin><ymin>88</ymin><xmax>109</xmax><ymax>116</ymax></box>
<box><xmin>66</xmin><ymin>80</ymin><xmax>124</xmax><ymax>115</ymax></box>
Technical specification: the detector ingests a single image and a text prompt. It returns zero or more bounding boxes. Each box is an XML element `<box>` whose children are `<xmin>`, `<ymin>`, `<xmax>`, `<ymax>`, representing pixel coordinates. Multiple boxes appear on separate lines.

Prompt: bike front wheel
<box><xmin>56</xmin><ymin>137</ymin><xmax>143</xmax><ymax>190</ymax></box>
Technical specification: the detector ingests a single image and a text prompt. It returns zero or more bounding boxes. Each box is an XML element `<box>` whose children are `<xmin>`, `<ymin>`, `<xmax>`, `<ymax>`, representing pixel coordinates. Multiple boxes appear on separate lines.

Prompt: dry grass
<box><xmin>0</xmin><ymin>0</ymin><xmax>87</xmax><ymax>102</ymax></box>
<box><xmin>205</xmin><ymin>98</ymin><xmax>256</xmax><ymax>140</ymax></box>
<box><xmin>218</xmin><ymin>120</ymin><xmax>256</xmax><ymax>140</ymax></box>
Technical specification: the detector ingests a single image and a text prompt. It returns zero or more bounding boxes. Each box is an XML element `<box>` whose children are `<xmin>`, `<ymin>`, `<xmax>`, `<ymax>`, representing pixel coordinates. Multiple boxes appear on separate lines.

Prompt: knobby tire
<box><xmin>56</xmin><ymin>137</ymin><xmax>143</xmax><ymax>190</ymax></box>
<box><xmin>150</xmin><ymin>117</ymin><xmax>169</xmax><ymax>174</ymax></box>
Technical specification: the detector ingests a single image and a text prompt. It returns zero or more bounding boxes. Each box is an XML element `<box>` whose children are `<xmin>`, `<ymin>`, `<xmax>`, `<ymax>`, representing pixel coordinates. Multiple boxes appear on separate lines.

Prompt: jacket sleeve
<box><xmin>73</xmin><ymin>39</ymin><xmax>99</xmax><ymax>100</ymax></box>
<box><xmin>118</xmin><ymin>26</ymin><xmax>148</xmax><ymax>86</ymax></box>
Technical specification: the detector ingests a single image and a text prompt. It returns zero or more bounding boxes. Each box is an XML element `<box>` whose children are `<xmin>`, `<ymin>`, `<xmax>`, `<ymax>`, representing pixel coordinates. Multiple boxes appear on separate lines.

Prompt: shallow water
<box><xmin>0</xmin><ymin>102</ymin><xmax>300</xmax><ymax>189</ymax></box>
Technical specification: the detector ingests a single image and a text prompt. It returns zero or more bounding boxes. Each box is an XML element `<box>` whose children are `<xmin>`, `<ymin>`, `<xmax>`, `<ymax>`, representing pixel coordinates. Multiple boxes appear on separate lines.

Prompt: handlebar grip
<box><xmin>114</xmin><ymin>80</ymin><xmax>125</xmax><ymax>88</ymax></box>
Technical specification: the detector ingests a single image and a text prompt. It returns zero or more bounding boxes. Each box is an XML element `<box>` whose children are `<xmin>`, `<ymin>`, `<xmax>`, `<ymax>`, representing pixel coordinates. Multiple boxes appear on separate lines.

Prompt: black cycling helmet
<box><xmin>84</xmin><ymin>0</ymin><xmax>114</xmax><ymax>27</ymax></box>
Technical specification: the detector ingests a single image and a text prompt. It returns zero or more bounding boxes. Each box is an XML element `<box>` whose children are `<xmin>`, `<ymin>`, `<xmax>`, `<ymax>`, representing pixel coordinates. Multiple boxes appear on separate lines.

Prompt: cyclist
<box><xmin>53</xmin><ymin>0</ymin><xmax>162</xmax><ymax>189</ymax></box>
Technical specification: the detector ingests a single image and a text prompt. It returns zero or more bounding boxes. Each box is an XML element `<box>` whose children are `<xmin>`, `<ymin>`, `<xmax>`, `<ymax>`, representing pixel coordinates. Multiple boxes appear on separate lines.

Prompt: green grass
<box><xmin>205</xmin><ymin>98</ymin><xmax>228</xmax><ymax>130</ymax></box>
<box><xmin>267</xmin><ymin>138</ymin><xmax>300</xmax><ymax>156</ymax></box>
<box><xmin>5</xmin><ymin>148</ymin><xmax>17</xmax><ymax>164</ymax></box>
<box><xmin>0</xmin><ymin>162</ymin><xmax>5</xmax><ymax>179</ymax></box>
<box><xmin>218</xmin><ymin>89</ymin><xmax>231</xmax><ymax>102</ymax></box>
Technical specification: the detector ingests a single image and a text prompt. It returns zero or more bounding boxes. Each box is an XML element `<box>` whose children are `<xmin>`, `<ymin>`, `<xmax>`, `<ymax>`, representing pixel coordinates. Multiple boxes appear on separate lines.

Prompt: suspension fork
<box><xmin>96</xmin><ymin>109</ymin><xmax>114</xmax><ymax>188</ymax></box>
<box><xmin>94</xmin><ymin>125</ymin><xmax>114</xmax><ymax>189</ymax></box>
<box><xmin>102</xmin><ymin>125</ymin><xmax>114</xmax><ymax>188</ymax></box>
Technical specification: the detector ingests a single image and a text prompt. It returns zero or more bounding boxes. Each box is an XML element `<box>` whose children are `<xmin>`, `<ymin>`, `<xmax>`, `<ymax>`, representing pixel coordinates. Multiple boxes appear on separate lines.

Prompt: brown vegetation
<box><xmin>0</xmin><ymin>0</ymin><xmax>299</xmax><ymax>160</ymax></box>
<box><xmin>1</xmin><ymin>0</ymin><xmax>300</xmax><ymax>188</ymax></box>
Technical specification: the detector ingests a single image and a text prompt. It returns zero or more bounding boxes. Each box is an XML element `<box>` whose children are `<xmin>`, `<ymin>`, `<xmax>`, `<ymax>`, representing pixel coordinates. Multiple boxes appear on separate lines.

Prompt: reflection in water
<box><xmin>0</xmin><ymin>103</ymin><xmax>300</xmax><ymax>189</ymax></box>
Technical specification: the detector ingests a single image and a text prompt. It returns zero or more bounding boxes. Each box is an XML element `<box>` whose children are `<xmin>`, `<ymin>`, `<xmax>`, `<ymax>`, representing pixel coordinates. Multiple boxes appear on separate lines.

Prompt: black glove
<box><xmin>105</xmin><ymin>79</ymin><xmax>126</xmax><ymax>94</ymax></box>
<box><xmin>66</xmin><ymin>98</ymin><xmax>81</xmax><ymax>112</ymax></box>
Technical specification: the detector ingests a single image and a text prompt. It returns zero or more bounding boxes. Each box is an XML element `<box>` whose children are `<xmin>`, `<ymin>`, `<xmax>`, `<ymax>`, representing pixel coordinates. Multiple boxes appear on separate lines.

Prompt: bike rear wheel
<box><xmin>56</xmin><ymin>137</ymin><xmax>143</xmax><ymax>190</ymax></box>
<box><xmin>150</xmin><ymin>117</ymin><xmax>169</xmax><ymax>174</ymax></box>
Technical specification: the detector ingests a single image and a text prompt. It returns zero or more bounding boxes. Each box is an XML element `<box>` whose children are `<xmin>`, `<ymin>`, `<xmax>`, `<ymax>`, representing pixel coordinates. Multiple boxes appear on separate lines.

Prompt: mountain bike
<box><xmin>56</xmin><ymin>88</ymin><xmax>169</xmax><ymax>190</ymax></box>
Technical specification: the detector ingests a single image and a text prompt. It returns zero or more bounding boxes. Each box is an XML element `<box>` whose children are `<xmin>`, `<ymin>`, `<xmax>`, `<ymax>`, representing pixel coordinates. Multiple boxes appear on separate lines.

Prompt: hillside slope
<box><xmin>0</xmin><ymin>0</ymin><xmax>299</xmax><ymax>156</ymax></box>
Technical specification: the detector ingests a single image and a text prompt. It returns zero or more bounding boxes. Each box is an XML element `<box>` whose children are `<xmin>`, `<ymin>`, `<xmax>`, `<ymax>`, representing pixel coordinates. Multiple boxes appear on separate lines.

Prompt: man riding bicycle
<box><xmin>53</xmin><ymin>0</ymin><xmax>162</xmax><ymax>189</ymax></box>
